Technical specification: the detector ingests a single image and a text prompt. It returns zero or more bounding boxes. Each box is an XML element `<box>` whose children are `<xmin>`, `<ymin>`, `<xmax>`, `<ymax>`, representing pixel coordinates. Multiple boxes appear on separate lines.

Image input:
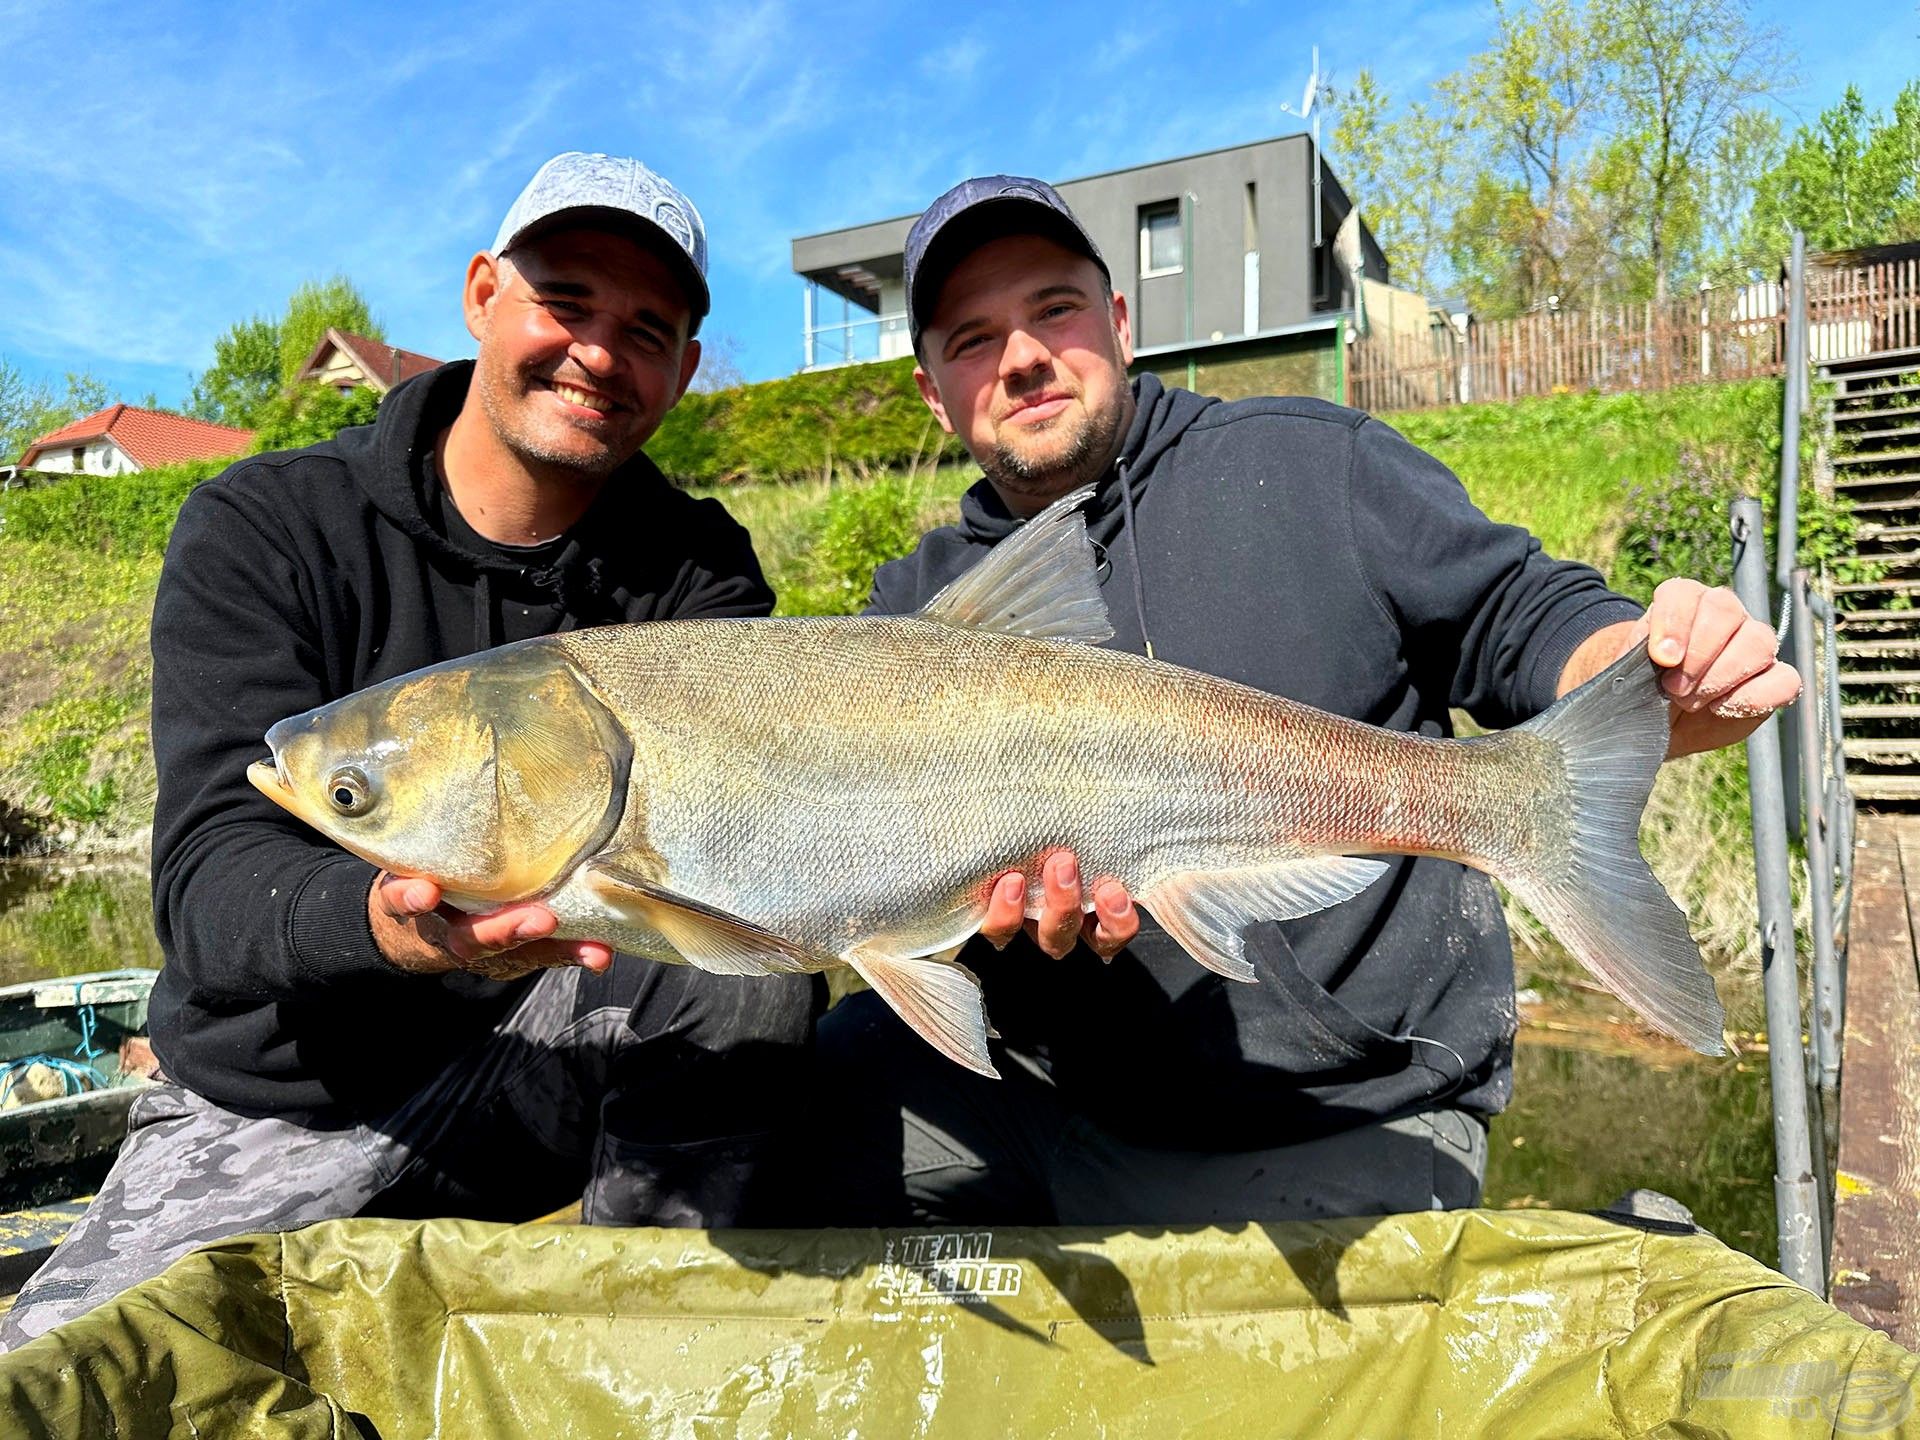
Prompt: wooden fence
<box><xmin>1349</xmin><ymin>256</ymin><xmax>1920</xmax><ymax>414</ymax></box>
<box><xmin>1806</xmin><ymin>254</ymin><xmax>1920</xmax><ymax>363</ymax></box>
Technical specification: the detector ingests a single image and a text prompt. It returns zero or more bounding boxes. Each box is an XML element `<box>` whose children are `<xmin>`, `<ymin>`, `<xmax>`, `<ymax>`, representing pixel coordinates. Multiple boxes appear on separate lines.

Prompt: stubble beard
<box><xmin>982</xmin><ymin>383</ymin><xmax>1130</xmax><ymax>506</ymax></box>
<box><xmin>474</xmin><ymin>355</ymin><xmax>627</xmax><ymax>482</ymax></box>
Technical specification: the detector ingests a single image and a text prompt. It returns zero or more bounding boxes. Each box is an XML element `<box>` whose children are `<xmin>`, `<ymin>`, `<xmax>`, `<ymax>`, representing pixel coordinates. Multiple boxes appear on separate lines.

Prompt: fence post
<box><xmin>1700</xmin><ymin>279</ymin><xmax>1713</xmax><ymax>379</ymax></box>
<box><xmin>1732</xmin><ymin>498</ymin><xmax>1826</xmax><ymax>1295</ymax></box>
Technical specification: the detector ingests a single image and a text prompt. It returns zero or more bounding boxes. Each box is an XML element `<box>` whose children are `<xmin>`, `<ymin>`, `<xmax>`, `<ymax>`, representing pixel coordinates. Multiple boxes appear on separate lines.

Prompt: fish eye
<box><xmin>325</xmin><ymin>766</ymin><xmax>377</xmax><ymax>817</ymax></box>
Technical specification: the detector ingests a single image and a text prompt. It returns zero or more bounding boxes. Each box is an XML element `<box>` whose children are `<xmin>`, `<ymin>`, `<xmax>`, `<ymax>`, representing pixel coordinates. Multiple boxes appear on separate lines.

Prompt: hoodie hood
<box><xmin>952</xmin><ymin>374</ymin><xmax>1216</xmax><ymax>547</ymax></box>
<box><xmin>328</xmin><ymin>360</ymin><xmax>682</xmax><ymax>638</ymax></box>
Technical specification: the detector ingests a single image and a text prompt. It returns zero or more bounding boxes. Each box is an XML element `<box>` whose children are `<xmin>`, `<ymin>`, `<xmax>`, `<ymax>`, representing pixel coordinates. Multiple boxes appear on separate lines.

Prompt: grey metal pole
<box><xmin>1732</xmin><ymin>499</ymin><xmax>1826</xmax><ymax>1294</ymax></box>
<box><xmin>1796</xmin><ymin>568</ymin><xmax>1843</xmax><ymax>1098</ymax></box>
<box><xmin>1777</xmin><ymin>232</ymin><xmax>1810</xmax><ymax>838</ymax></box>
<box><xmin>1777</xmin><ymin>233</ymin><xmax>1807</xmax><ymax>591</ymax></box>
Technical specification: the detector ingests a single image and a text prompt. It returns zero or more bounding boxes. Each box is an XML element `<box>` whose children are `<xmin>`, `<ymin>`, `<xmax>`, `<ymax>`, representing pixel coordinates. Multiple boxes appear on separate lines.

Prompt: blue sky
<box><xmin>0</xmin><ymin>0</ymin><xmax>1912</xmax><ymax>410</ymax></box>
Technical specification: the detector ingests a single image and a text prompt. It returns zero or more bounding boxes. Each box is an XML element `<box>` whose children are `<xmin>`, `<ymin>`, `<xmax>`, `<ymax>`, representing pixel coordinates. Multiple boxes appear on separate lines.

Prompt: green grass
<box><xmin>1384</xmin><ymin>379</ymin><xmax>1787</xmax><ymax>573</ymax></box>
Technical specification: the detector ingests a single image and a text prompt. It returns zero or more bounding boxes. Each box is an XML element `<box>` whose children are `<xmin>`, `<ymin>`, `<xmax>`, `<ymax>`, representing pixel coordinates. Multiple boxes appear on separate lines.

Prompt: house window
<box><xmin>1139</xmin><ymin>201</ymin><xmax>1183</xmax><ymax>278</ymax></box>
<box><xmin>71</xmin><ymin>446</ymin><xmax>85</xmax><ymax>471</ymax></box>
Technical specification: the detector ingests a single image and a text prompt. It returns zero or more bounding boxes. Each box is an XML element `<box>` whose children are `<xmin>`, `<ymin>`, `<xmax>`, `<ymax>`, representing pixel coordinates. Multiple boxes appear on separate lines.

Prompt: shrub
<box><xmin>249</xmin><ymin>382</ymin><xmax>381</xmax><ymax>452</ymax></box>
<box><xmin>0</xmin><ymin>456</ymin><xmax>231</xmax><ymax>554</ymax></box>
<box><xmin>647</xmin><ymin>359</ymin><xmax>960</xmax><ymax>485</ymax></box>
<box><xmin>1610</xmin><ymin>448</ymin><xmax>1744</xmax><ymax>603</ymax></box>
<box><xmin>779</xmin><ymin>470</ymin><xmax>935</xmax><ymax>616</ymax></box>
<box><xmin>1609</xmin><ymin>442</ymin><xmax>1868</xmax><ymax>606</ymax></box>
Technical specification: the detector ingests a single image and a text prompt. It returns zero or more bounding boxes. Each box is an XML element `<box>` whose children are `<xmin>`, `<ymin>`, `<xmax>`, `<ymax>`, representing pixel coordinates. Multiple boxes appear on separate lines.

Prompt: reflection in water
<box><xmin>0</xmin><ymin>865</ymin><xmax>1776</xmax><ymax>1264</ymax></box>
<box><xmin>0</xmin><ymin>862</ymin><xmax>163</xmax><ymax>988</ymax></box>
<box><xmin>1486</xmin><ymin>1029</ymin><xmax>1776</xmax><ymax>1268</ymax></box>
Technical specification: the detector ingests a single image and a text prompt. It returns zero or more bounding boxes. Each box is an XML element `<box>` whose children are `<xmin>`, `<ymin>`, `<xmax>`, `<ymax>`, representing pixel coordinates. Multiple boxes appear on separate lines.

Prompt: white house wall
<box><xmin>27</xmin><ymin>438</ymin><xmax>138</xmax><ymax>475</ymax></box>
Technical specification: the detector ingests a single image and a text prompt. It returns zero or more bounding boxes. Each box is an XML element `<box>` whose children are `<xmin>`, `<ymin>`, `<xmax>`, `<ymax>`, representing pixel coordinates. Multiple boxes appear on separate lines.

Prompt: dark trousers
<box><xmin>0</xmin><ymin>960</ymin><xmax>820</xmax><ymax>1350</ymax></box>
<box><xmin>791</xmin><ymin>990</ymin><xmax>1487</xmax><ymax>1228</ymax></box>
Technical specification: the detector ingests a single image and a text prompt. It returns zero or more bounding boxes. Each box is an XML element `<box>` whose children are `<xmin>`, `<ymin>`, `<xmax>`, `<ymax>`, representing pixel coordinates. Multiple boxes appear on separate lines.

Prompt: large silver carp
<box><xmin>249</xmin><ymin>488</ymin><xmax>1723</xmax><ymax>1073</ymax></box>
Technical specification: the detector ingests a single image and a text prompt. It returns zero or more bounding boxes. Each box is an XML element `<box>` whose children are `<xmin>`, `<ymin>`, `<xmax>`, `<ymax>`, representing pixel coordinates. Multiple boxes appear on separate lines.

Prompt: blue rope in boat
<box><xmin>72</xmin><ymin>983</ymin><xmax>102</xmax><ymax>1061</ymax></box>
<box><xmin>0</xmin><ymin>1052</ymin><xmax>103</xmax><ymax>1104</ymax></box>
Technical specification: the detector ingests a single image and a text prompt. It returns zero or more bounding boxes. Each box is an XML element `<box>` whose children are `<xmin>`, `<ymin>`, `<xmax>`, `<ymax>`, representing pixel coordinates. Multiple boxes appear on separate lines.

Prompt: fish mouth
<box><xmin>247</xmin><ymin>756</ymin><xmax>297</xmax><ymax>814</ymax></box>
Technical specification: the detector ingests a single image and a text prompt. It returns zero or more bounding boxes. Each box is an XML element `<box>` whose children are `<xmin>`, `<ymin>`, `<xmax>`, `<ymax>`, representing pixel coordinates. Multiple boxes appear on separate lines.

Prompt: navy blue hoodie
<box><xmin>147</xmin><ymin>362</ymin><xmax>773</xmax><ymax>1121</ymax></box>
<box><xmin>869</xmin><ymin>375</ymin><xmax>1642</xmax><ymax>1147</ymax></box>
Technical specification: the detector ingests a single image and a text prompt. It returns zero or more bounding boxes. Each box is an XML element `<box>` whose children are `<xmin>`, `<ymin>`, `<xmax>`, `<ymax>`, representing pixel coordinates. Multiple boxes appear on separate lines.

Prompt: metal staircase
<box><xmin>1830</xmin><ymin>345</ymin><xmax>1920</xmax><ymax>802</ymax></box>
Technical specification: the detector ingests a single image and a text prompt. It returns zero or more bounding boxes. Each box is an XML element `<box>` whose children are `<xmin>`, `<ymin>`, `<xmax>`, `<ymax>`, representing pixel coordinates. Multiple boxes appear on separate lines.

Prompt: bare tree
<box><xmin>688</xmin><ymin>333</ymin><xmax>748</xmax><ymax>394</ymax></box>
<box><xmin>1602</xmin><ymin>0</ymin><xmax>1787</xmax><ymax>302</ymax></box>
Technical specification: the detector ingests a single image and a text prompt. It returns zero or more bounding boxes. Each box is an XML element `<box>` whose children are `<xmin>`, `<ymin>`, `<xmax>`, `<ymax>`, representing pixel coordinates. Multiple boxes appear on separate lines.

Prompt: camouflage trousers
<box><xmin>0</xmin><ymin>960</ymin><xmax>820</xmax><ymax>1351</ymax></box>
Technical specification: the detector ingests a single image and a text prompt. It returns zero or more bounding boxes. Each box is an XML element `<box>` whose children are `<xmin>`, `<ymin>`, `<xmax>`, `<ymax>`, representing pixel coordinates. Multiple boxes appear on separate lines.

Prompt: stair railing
<box><xmin>1732</xmin><ymin>497</ymin><xmax>1827</xmax><ymax>1296</ymax></box>
<box><xmin>1733</xmin><ymin>228</ymin><xmax>1858</xmax><ymax>1296</ymax></box>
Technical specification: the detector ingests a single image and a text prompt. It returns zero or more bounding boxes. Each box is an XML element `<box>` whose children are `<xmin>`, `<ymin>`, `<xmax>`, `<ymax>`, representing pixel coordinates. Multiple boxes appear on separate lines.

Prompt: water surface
<box><xmin>0</xmin><ymin>863</ymin><xmax>1777</xmax><ymax>1266</ymax></box>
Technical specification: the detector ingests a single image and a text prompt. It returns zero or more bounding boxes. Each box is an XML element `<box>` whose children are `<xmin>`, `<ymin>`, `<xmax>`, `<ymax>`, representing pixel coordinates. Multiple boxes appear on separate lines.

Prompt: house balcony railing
<box><xmin>802</xmin><ymin>307</ymin><xmax>912</xmax><ymax>371</ymax></box>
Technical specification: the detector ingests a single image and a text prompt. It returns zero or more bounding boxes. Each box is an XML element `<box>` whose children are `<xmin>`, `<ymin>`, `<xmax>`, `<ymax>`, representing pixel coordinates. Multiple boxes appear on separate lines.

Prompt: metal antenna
<box><xmin>1279</xmin><ymin>46</ymin><xmax>1330</xmax><ymax>248</ymax></box>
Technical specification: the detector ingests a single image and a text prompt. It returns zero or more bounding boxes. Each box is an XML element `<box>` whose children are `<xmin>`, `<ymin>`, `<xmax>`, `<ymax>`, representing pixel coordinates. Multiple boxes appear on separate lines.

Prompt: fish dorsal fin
<box><xmin>583</xmin><ymin>860</ymin><xmax>818</xmax><ymax>977</ymax></box>
<box><xmin>1145</xmin><ymin>858</ymin><xmax>1390</xmax><ymax>981</ymax></box>
<box><xmin>844</xmin><ymin>941</ymin><xmax>999</xmax><ymax>1078</ymax></box>
<box><xmin>917</xmin><ymin>486</ymin><xmax>1115</xmax><ymax>644</ymax></box>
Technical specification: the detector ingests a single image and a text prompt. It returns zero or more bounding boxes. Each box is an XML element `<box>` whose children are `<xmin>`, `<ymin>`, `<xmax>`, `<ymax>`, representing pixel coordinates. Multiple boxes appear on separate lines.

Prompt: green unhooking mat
<box><xmin>3</xmin><ymin>1208</ymin><xmax>1916</xmax><ymax>1437</ymax></box>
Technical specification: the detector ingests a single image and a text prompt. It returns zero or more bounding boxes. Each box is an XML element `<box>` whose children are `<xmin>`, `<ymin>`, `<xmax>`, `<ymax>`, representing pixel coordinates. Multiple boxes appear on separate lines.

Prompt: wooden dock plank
<box><xmin>1830</xmin><ymin>814</ymin><xmax>1920</xmax><ymax>1346</ymax></box>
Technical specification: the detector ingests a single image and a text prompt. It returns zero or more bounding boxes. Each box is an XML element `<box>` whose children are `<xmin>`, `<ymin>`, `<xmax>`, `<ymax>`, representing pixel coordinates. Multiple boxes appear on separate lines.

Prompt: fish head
<box><xmin>247</xmin><ymin>641</ymin><xmax>632</xmax><ymax>905</ymax></box>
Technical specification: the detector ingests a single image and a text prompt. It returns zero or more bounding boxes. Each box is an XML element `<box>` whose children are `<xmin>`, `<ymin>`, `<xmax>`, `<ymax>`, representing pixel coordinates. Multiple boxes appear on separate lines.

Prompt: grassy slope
<box><xmin>0</xmin><ymin>381</ymin><xmax>1784</xmax><ymax>1025</ymax></box>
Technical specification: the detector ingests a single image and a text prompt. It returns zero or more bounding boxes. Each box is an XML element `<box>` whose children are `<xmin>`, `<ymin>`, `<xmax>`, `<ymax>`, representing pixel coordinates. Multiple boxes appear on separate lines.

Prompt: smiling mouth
<box><xmin>545</xmin><ymin>379</ymin><xmax>622</xmax><ymax>414</ymax></box>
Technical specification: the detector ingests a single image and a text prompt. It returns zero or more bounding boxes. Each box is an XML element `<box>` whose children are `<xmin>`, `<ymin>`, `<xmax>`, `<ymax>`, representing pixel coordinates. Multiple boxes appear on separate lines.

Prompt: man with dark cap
<box><xmin>2</xmin><ymin>152</ymin><xmax>813</xmax><ymax>1348</ymax></box>
<box><xmin>802</xmin><ymin>175</ymin><xmax>1799</xmax><ymax>1228</ymax></box>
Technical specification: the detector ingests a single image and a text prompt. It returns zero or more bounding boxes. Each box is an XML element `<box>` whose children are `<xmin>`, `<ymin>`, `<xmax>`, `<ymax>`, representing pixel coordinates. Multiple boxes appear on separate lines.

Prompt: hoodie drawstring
<box><xmin>1116</xmin><ymin>457</ymin><xmax>1155</xmax><ymax>661</ymax></box>
<box><xmin>473</xmin><ymin>571</ymin><xmax>494</xmax><ymax>649</ymax></box>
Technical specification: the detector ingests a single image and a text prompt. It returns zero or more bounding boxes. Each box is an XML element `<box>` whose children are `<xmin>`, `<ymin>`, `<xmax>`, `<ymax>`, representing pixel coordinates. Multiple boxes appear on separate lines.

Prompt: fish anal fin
<box><xmin>1145</xmin><ymin>857</ymin><xmax>1390</xmax><ymax>982</ymax></box>
<box><xmin>846</xmin><ymin>942</ymin><xmax>999</xmax><ymax>1078</ymax></box>
<box><xmin>917</xmin><ymin>486</ymin><xmax>1114</xmax><ymax>644</ymax></box>
<box><xmin>583</xmin><ymin>859</ymin><xmax>817</xmax><ymax>978</ymax></box>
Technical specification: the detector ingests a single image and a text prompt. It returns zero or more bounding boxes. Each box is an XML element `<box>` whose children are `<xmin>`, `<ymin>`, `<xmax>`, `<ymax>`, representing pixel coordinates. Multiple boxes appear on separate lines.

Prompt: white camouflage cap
<box><xmin>492</xmin><ymin>151</ymin><xmax>710</xmax><ymax>329</ymax></box>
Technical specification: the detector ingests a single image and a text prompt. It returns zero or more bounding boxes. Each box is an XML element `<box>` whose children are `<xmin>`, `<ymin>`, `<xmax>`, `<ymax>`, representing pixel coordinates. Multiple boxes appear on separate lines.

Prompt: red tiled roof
<box><xmin>298</xmin><ymin>329</ymin><xmax>444</xmax><ymax>392</ymax></box>
<box><xmin>18</xmin><ymin>405</ymin><xmax>253</xmax><ymax>469</ymax></box>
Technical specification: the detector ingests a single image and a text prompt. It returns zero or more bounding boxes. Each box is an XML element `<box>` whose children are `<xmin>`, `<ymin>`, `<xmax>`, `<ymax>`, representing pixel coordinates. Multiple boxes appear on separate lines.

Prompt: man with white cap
<box><xmin>1</xmin><ymin>153</ymin><xmax>817</xmax><ymax>1348</ymax></box>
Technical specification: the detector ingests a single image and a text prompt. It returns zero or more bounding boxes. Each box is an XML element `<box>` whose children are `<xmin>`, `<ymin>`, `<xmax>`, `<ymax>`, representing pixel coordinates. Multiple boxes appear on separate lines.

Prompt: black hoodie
<box><xmin>147</xmin><ymin>362</ymin><xmax>773</xmax><ymax>1121</ymax></box>
<box><xmin>869</xmin><ymin>375</ymin><xmax>1643</xmax><ymax>1149</ymax></box>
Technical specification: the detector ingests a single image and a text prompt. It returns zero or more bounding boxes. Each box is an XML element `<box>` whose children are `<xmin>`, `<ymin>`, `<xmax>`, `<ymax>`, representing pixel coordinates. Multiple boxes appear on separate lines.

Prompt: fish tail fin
<box><xmin>1496</xmin><ymin>642</ymin><xmax>1726</xmax><ymax>1055</ymax></box>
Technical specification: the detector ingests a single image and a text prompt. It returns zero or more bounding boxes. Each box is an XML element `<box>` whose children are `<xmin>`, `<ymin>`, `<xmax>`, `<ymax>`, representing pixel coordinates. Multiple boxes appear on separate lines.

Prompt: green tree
<box><xmin>186</xmin><ymin>275</ymin><xmax>387</xmax><ymax>431</ymax></box>
<box><xmin>687</xmin><ymin>332</ymin><xmax>747</xmax><ymax>394</ymax></box>
<box><xmin>248</xmin><ymin>382</ymin><xmax>382</xmax><ymax>453</ymax></box>
<box><xmin>1</xmin><ymin>362</ymin><xmax>112</xmax><ymax>465</ymax></box>
<box><xmin>1746</xmin><ymin>82</ymin><xmax>1920</xmax><ymax>255</ymax></box>
<box><xmin>1448</xmin><ymin>0</ymin><xmax>1617</xmax><ymax>314</ymax></box>
<box><xmin>1596</xmin><ymin>0</ymin><xmax>1785</xmax><ymax>303</ymax></box>
<box><xmin>277</xmin><ymin>276</ymin><xmax>382</xmax><ymax>388</ymax></box>
<box><xmin>1697</xmin><ymin>107</ymin><xmax>1784</xmax><ymax>281</ymax></box>
<box><xmin>185</xmin><ymin>315</ymin><xmax>281</xmax><ymax>429</ymax></box>
<box><xmin>1332</xmin><ymin>71</ymin><xmax>1469</xmax><ymax>297</ymax></box>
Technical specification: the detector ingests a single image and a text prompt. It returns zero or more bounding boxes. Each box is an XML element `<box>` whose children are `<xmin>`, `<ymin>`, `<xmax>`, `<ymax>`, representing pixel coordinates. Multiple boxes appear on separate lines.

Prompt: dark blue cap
<box><xmin>904</xmin><ymin>175</ymin><xmax>1110</xmax><ymax>349</ymax></box>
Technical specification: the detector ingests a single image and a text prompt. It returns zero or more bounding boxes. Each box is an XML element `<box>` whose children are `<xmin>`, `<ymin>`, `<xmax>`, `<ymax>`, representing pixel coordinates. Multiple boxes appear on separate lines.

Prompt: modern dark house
<box><xmin>790</xmin><ymin>134</ymin><xmax>1387</xmax><ymax>403</ymax></box>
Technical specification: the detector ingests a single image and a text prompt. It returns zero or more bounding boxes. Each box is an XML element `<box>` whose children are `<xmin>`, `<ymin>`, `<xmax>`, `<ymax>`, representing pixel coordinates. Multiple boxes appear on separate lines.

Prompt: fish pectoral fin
<box><xmin>582</xmin><ymin>861</ymin><xmax>816</xmax><ymax>977</ymax></box>
<box><xmin>916</xmin><ymin>486</ymin><xmax>1114</xmax><ymax>644</ymax></box>
<box><xmin>1145</xmin><ymin>857</ymin><xmax>1390</xmax><ymax>981</ymax></box>
<box><xmin>845</xmin><ymin>942</ymin><xmax>999</xmax><ymax>1079</ymax></box>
